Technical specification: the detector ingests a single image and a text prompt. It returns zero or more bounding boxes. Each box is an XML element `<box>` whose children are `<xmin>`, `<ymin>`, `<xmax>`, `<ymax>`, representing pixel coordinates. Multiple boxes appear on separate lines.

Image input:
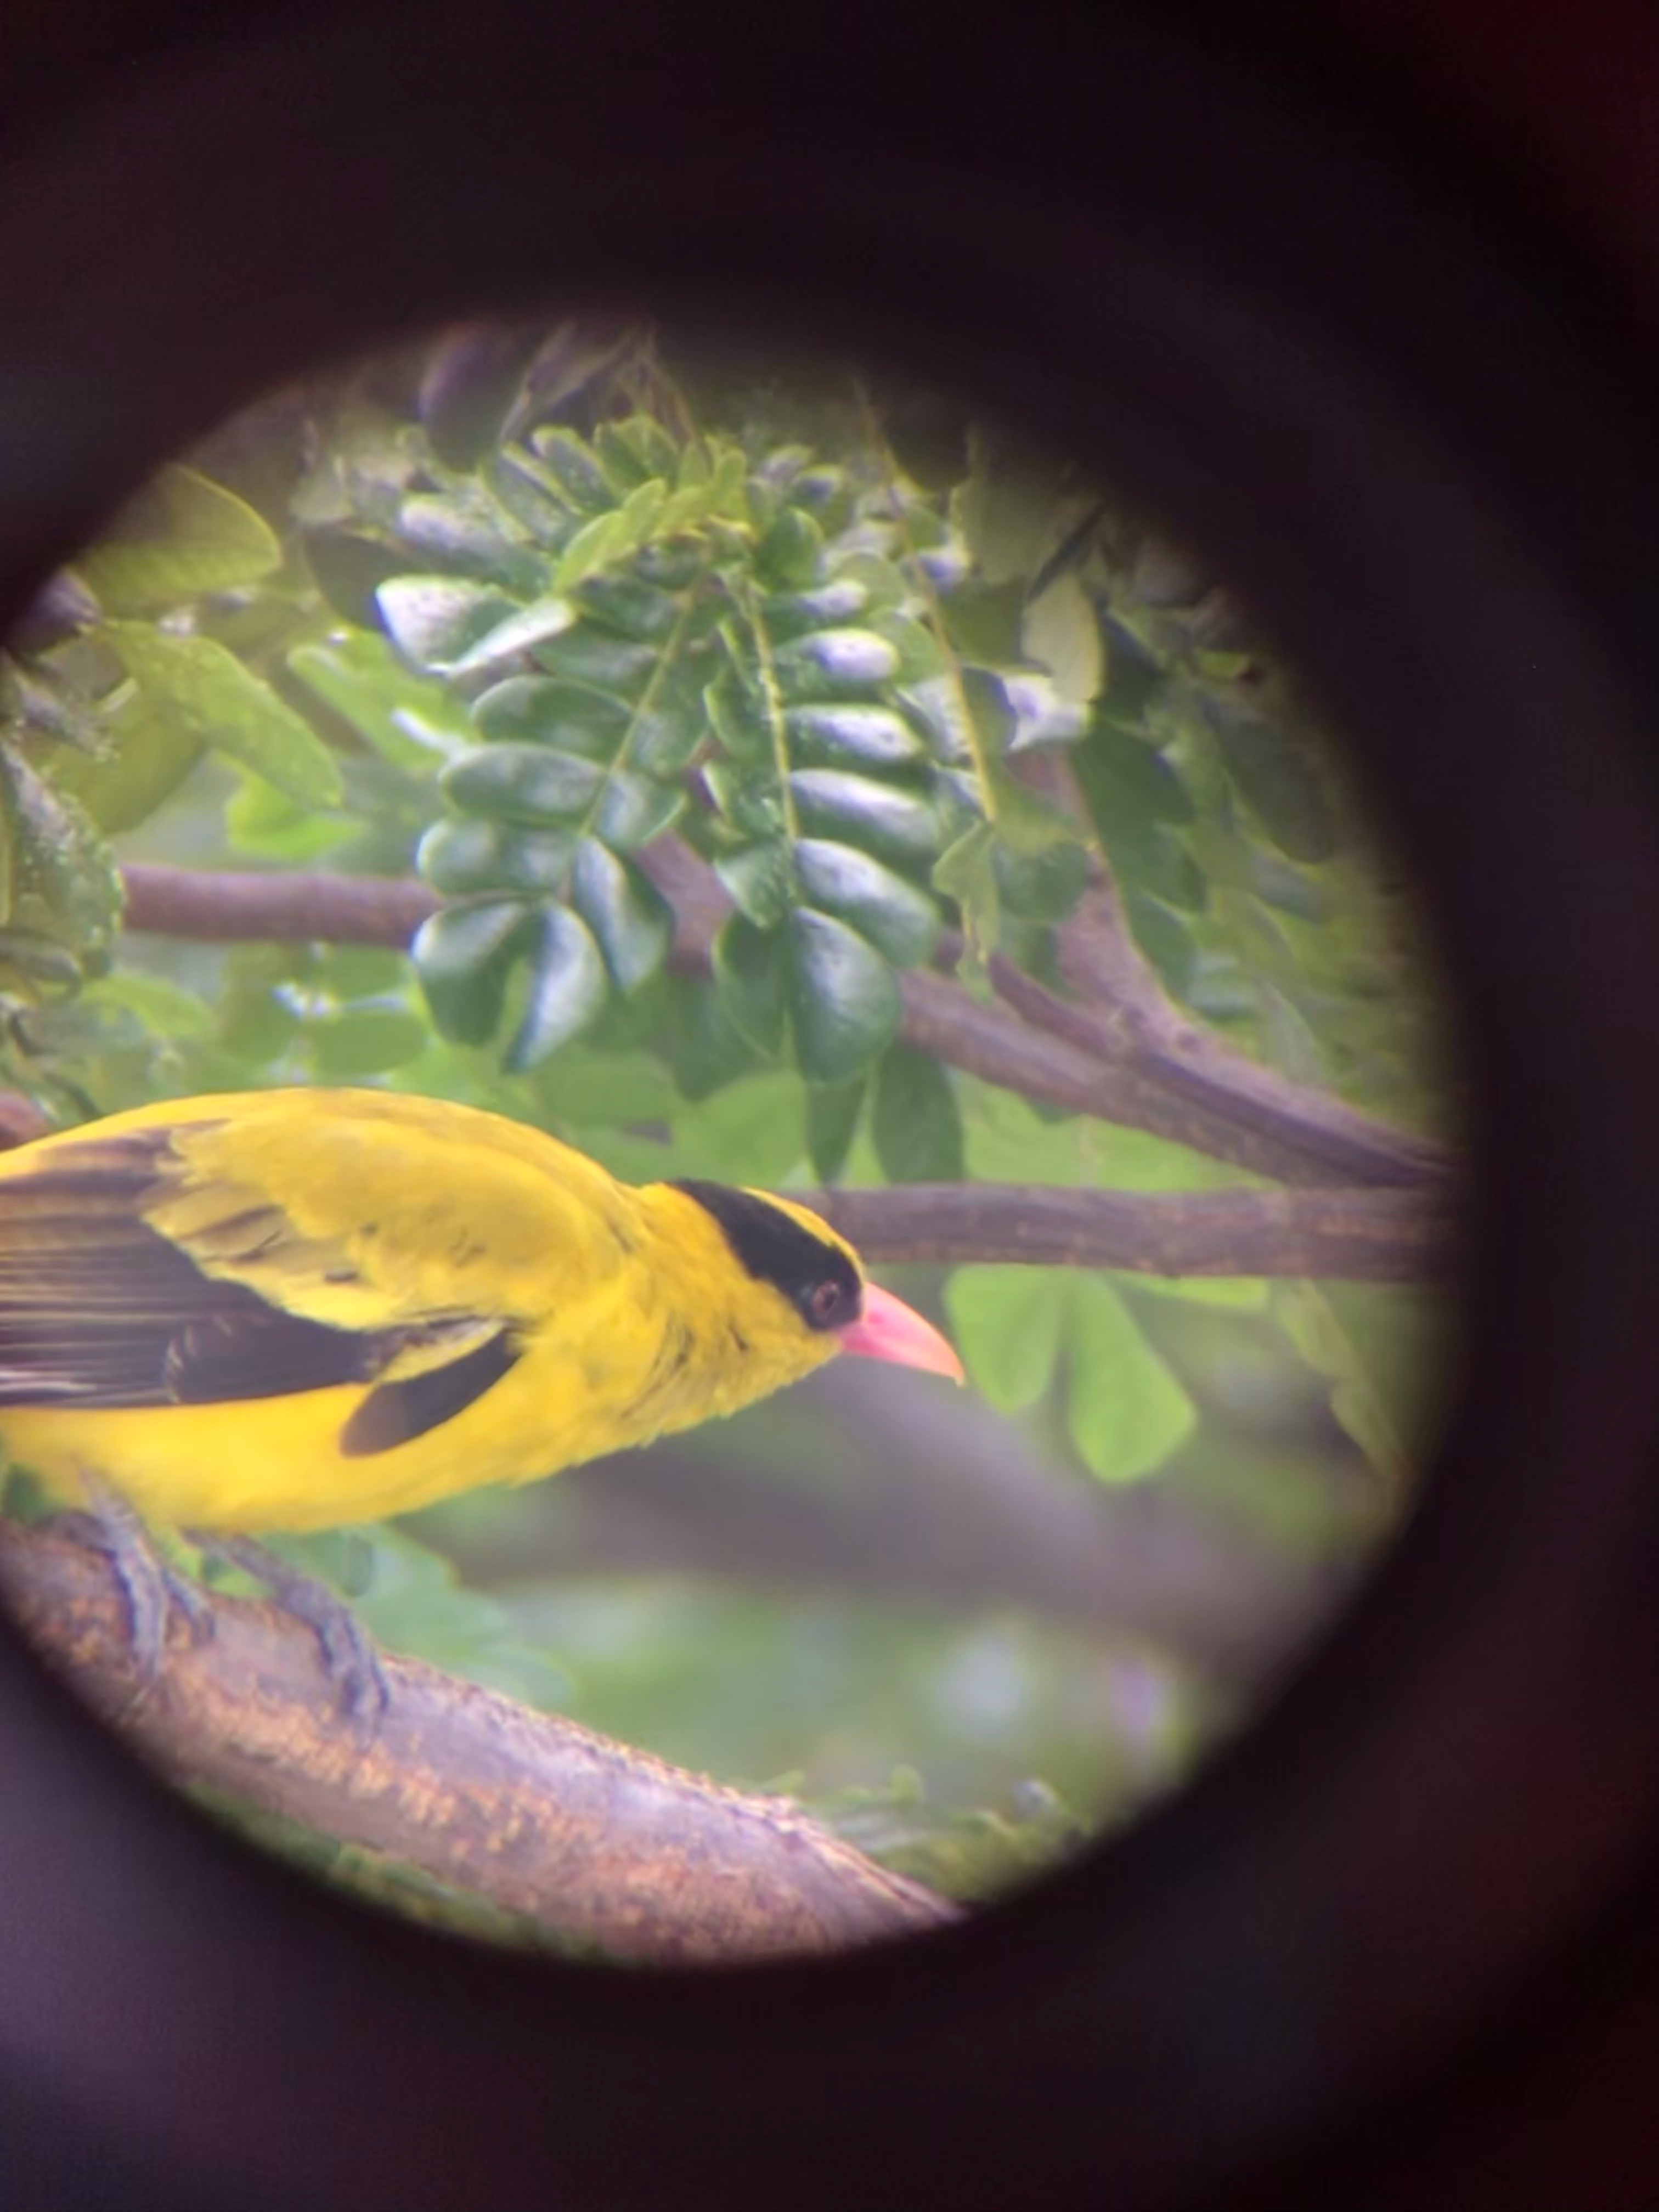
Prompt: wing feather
<box><xmin>0</xmin><ymin>1125</ymin><xmax>521</xmax><ymax>1446</ymax></box>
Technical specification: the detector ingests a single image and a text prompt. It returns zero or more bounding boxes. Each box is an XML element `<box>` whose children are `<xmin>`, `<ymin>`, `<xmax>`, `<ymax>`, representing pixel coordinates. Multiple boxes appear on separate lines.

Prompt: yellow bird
<box><xmin>0</xmin><ymin>1087</ymin><xmax>961</xmax><ymax>1697</ymax></box>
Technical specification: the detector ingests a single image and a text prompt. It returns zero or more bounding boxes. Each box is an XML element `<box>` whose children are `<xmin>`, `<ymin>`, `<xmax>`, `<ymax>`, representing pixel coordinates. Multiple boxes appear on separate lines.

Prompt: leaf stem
<box><xmin>730</xmin><ymin>571</ymin><xmax>800</xmax><ymax>850</ymax></box>
<box><xmin>574</xmin><ymin>575</ymin><xmax>704</xmax><ymax>849</ymax></box>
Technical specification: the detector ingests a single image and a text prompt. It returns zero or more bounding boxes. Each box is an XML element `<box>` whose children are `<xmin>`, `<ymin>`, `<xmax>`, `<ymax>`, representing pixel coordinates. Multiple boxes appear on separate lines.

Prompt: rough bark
<box><xmin>0</xmin><ymin>1520</ymin><xmax>957</xmax><ymax>1966</ymax></box>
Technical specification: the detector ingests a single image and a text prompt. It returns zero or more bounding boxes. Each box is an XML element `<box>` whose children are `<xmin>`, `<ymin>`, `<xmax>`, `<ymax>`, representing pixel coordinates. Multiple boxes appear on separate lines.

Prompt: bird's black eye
<box><xmin>806</xmin><ymin>1279</ymin><xmax>847</xmax><ymax>1328</ymax></box>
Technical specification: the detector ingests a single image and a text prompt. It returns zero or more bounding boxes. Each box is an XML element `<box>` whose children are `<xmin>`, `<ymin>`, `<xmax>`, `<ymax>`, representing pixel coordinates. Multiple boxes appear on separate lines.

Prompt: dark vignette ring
<box><xmin>0</xmin><ymin>8</ymin><xmax>1657</xmax><ymax>2211</ymax></box>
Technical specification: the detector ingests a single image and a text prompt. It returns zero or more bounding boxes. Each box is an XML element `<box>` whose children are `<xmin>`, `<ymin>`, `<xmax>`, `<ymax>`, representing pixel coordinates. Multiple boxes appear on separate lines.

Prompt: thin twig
<box><xmin>0</xmin><ymin>1519</ymin><xmax>956</xmax><ymax>1965</ymax></box>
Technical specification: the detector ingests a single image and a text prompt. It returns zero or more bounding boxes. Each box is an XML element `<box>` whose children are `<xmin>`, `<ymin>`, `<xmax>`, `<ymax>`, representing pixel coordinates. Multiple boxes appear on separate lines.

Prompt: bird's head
<box><xmin>663</xmin><ymin>1179</ymin><xmax>963</xmax><ymax>1397</ymax></box>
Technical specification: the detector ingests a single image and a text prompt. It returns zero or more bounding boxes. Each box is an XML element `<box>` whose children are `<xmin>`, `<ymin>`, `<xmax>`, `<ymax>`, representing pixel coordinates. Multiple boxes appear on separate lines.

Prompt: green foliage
<box><xmin>945</xmin><ymin>1267</ymin><xmax>1196</xmax><ymax>1483</ymax></box>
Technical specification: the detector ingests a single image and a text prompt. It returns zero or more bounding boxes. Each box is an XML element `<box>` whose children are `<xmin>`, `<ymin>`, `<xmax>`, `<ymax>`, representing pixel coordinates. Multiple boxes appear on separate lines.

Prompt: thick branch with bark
<box><xmin>0</xmin><ymin>1520</ymin><xmax>956</xmax><ymax>1965</ymax></box>
<box><xmin>814</xmin><ymin>1181</ymin><xmax>1453</xmax><ymax>1281</ymax></box>
<box><xmin>118</xmin><ymin>857</ymin><xmax>1456</xmax><ymax>1199</ymax></box>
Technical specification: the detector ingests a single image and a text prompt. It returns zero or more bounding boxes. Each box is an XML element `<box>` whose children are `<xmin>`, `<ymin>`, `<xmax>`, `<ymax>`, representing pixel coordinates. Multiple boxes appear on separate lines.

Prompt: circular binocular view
<box><xmin>0</xmin><ymin>321</ymin><xmax>1460</xmax><ymax>1962</ymax></box>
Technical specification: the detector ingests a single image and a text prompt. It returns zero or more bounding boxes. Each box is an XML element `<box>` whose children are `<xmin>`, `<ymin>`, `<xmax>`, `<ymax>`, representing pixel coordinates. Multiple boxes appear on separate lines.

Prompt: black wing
<box><xmin>0</xmin><ymin>1132</ymin><xmax>519</xmax><ymax>1452</ymax></box>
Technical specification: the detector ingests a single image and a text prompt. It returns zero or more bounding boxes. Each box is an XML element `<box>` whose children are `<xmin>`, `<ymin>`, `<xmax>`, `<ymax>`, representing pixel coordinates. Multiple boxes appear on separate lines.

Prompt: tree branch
<box><xmin>1037</xmin><ymin>874</ymin><xmax>1449</xmax><ymax>1187</ymax></box>
<box><xmin>121</xmin><ymin>865</ymin><xmax>437</xmax><ymax>947</ymax></box>
<box><xmin>118</xmin><ymin>857</ymin><xmax>1455</xmax><ymax>1195</ymax></box>
<box><xmin>0</xmin><ymin>1519</ymin><xmax>956</xmax><ymax>1965</ymax></box>
<box><xmin>807</xmin><ymin>1182</ymin><xmax>1452</xmax><ymax>1280</ymax></box>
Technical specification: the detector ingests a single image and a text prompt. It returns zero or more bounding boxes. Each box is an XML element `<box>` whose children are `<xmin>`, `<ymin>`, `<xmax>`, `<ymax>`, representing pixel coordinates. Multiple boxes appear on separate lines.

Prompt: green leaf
<box><xmin>0</xmin><ymin>929</ymin><xmax>85</xmax><ymax>988</ymax></box>
<box><xmin>704</xmin><ymin>763</ymin><xmax>787</xmax><ymax>845</ymax></box>
<box><xmin>394</xmin><ymin>495</ymin><xmax>544</xmax><ymax>592</ymax></box>
<box><xmin>554</xmin><ymin>510</ymin><xmax>634</xmax><ymax>591</ymax></box>
<box><xmin>872</xmin><ymin>1046</ymin><xmax>964</xmax><ymax>1181</ymax></box>
<box><xmin>532</xmin><ymin>1042</ymin><xmax>682</xmax><ymax>1128</ymax></box>
<box><xmin>788</xmin><ymin>464</ymin><xmax>853</xmax><ymax>532</ymax></box>
<box><xmin>712</xmin><ymin>912</ymin><xmax>787</xmax><ymax>1056</ymax></box>
<box><xmin>531</xmin><ymin>427</ymin><xmax>618</xmax><ymax>511</ymax></box>
<box><xmin>1098</xmin><ymin>618</ymin><xmax>1166</xmax><ymax>724</ymax></box>
<box><xmin>288</xmin><ymin>631</ymin><xmax>472</xmax><ymax>773</ymax></box>
<box><xmin>932</xmin><ymin>821</ymin><xmax>995</xmax><ymax>904</ymax></box>
<box><xmin>665</xmin><ymin>976</ymin><xmax>765</xmax><ymax>1100</ymax></box>
<box><xmin>628</xmin><ymin>704</ymin><xmax>703</xmax><ymax>783</ymax></box>
<box><xmin>1021</xmin><ymin>571</ymin><xmax>1104</xmax><ymax>706</ymax></box>
<box><xmin>943</xmin><ymin>1267</ymin><xmax>1066</xmax><ymax>1414</ymax></box>
<box><xmin>302</xmin><ymin>529</ymin><xmax>410</xmax><ymax>627</ymax></box>
<box><xmin>932</xmin><ymin>822</ymin><xmax>1000</xmax><ymax>962</ymax></box>
<box><xmin>308</xmin><ymin>1005</ymin><xmax>430</xmax><ymax>1080</ymax></box>
<box><xmin>416</xmin><ymin>817</ymin><xmax>575</xmax><ymax>896</ymax></box>
<box><xmin>805</xmin><ymin>1079</ymin><xmax>864</xmax><ymax>1183</ymax></box>
<box><xmin>704</xmin><ymin>662</ymin><xmax>771</xmax><ymax>763</ymax></box>
<box><xmin>574</xmin><ymin>571</ymin><xmax>684</xmax><ymax>642</ymax></box>
<box><xmin>570</xmin><ymin>838</ymin><xmax>672</xmax><ymax>992</ymax></box>
<box><xmin>85</xmin><ymin>968</ymin><xmax>216</xmax><ymax>1039</ymax></box>
<box><xmin>376</xmin><ymin>577</ymin><xmax>523</xmax><ymax>674</ymax></box>
<box><xmin>472</xmin><ymin>675</ymin><xmax>629</xmax><ymax>758</ymax></box>
<box><xmin>708</xmin><ymin>443</ymin><xmax>751</xmax><ymax>522</ymax></box>
<box><xmin>795</xmin><ymin>839</ymin><xmax>939</xmax><ymax>967</ymax></box>
<box><xmin>533</xmin><ymin>630</ymin><xmax>657</xmax><ymax>695</ymax></box>
<box><xmin>441</xmin><ymin>743</ymin><xmax>603</xmax><ymax>823</ymax></box>
<box><xmin>788</xmin><ymin>771</ymin><xmax>943</xmax><ymax>866</ymax></box>
<box><xmin>786</xmin><ymin>910</ymin><xmax>901</xmax><ymax>1083</ymax></box>
<box><xmin>983</xmin><ymin>760</ymin><xmax>1088</xmax><ymax>857</ymax></box>
<box><xmin>490</xmin><ymin>451</ymin><xmax>580</xmax><ymax>545</ymax></box>
<box><xmin>1274</xmin><ymin>1283</ymin><xmax>1427</xmax><ymax>1485</ymax></box>
<box><xmin>224</xmin><ymin>773</ymin><xmax>354</xmax><ymax>864</ymax></box>
<box><xmin>713</xmin><ymin>838</ymin><xmax>795</xmax><ymax>928</ymax></box>
<box><xmin>898</xmin><ymin>676</ymin><xmax>973</xmax><ymax>765</ymax></box>
<box><xmin>992</xmin><ymin>840</ymin><xmax>1088</xmax><ymax>924</ymax></box>
<box><xmin>591</xmin><ymin>420</ymin><xmax>656</xmax><ymax>491</ymax></box>
<box><xmin>940</xmin><ymin>580</ymin><xmax>1028</xmax><ymax>667</ymax></box>
<box><xmin>38</xmin><ymin>689</ymin><xmax>204</xmax><ymax>836</ymax></box>
<box><xmin>5</xmin><ymin>757</ymin><xmax>116</xmax><ymax>947</ymax></box>
<box><xmin>764</xmin><ymin>578</ymin><xmax>870</xmax><ymax>640</ymax></box>
<box><xmin>319</xmin><ymin>945</ymin><xmax>408</xmax><ymax>997</ymax></box>
<box><xmin>504</xmin><ymin>905</ymin><xmax>608</xmax><ymax>1070</ymax></box>
<box><xmin>1122</xmin><ymin>891</ymin><xmax>1197</xmax><ymax>995</ymax></box>
<box><xmin>411</xmin><ymin>899</ymin><xmax>531</xmax><ymax>1046</ymax></box>
<box><xmin>1258</xmin><ymin>982</ymin><xmax>1327</xmax><ymax>1084</ymax></box>
<box><xmin>76</xmin><ymin>464</ymin><xmax>281</xmax><ymax>611</ymax></box>
<box><xmin>106</xmin><ymin>623</ymin><xmax>343</xmax><ymax>808</ymax></box>
<box><xmin>1140</xmin><ymin>828</ymin><xmax>1209</xmax><ymax>910</ymax></box>
<box><xmin>952</xmin><ymin>437</ymin><xmax>1070</xmax><ymax>583</ymax></box>
<box><xmin>874</xmin><ymin>613</ymin><xmax>944</xmax><ymax>686</ymax></box>
<box><xmin>1073</xmin><ymin>715</ymin><xmax>1195</xmax><ymax>830</ymax></box>
<box><xmin>605</xmin><ymin>413</ymin><xmax>681</xmax><ymax>484</ymax></box>
<box><xmin>786</xmin><ymin>704</ymin><xmax>928</xmax><ymax>774</ymax></box>
<box><xmin>1205</xmin><ymin>697</ymin><xmax>1336</xmax><ymax>862</ymax></box>
<box><xmin>1066</xmin><ymin>1278</ymin><xmax>1196</xmax><ymax>1481</ymax></box>
<box><xmin>592</xmin><ymin>772</ymin><xmax>684</xmax><ymax>853</ymax></box>
<box><xmin>1002</xmin><ymin>672</ymin><xmax>1090</xmax><ymax>752</ymax></box>
<box><xmin>754</xmin><ymin>506</ymin><xmax>824</xmax><ymax>591</ymax></box>
<box><xmin>774</xmin><ymin>629</ymin><xmax>901</xmax><ymax>701</ymax></box>
<box><xmin>447</xmin><ymin>595</ymin><xmax>578</xmax><ymax>678</ymax></box>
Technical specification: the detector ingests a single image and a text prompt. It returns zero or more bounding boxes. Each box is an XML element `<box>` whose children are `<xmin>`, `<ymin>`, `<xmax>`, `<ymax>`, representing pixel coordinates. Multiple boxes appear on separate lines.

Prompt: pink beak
<box><xmin>834</xmin><ymin>1282</ymin><xmax>965</xmax><ymax>1383</ymax></box>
